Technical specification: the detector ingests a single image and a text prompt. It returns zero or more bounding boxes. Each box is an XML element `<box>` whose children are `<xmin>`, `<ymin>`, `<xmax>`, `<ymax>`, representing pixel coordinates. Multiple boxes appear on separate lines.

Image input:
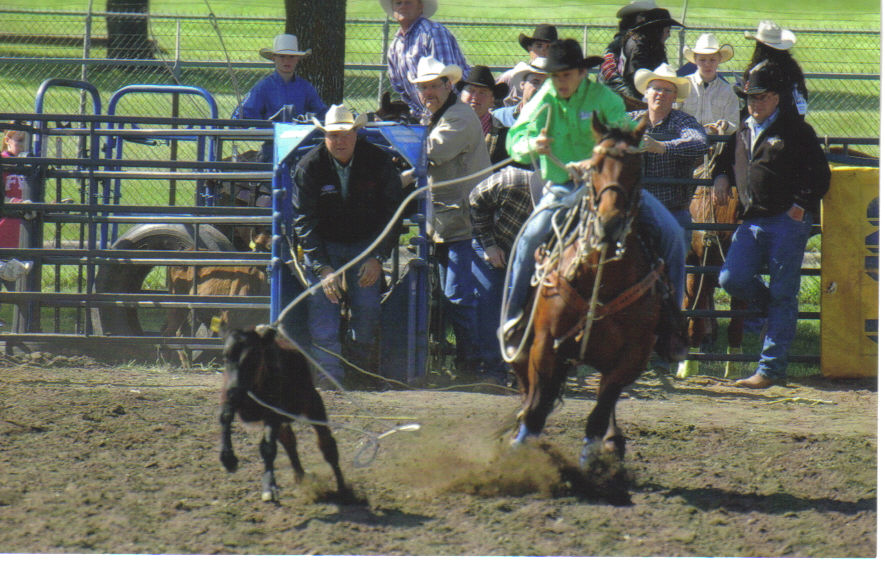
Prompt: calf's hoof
<box><xmin>261</xmin><ymin>486</ymin><xmax>280</xmax><ymax>503</ymax></box>
<box><xmin>220</xmin><ymin>450</ymin><xmax>238</xmax><ymax>472</ymax></box>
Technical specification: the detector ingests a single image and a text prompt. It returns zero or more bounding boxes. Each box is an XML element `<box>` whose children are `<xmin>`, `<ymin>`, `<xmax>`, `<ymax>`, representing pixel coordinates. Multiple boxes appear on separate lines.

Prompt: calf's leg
<box><xmin>219</xmin><ymin>392</ymin><xmax>239</xmax><ymax>472</ymax></box>
<box><xmin>260</xmin><ymin>423</ymin><xmax>281</xmax><ymax>502</ymax></box>
<box><xmin>277</xmin><ymin>423</ymin><xmax>306</xmax><ymax>482</ymax></box>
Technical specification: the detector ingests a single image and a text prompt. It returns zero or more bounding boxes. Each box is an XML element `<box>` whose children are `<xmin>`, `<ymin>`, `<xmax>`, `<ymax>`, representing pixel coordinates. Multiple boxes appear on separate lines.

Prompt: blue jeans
<box><xmin>669</xmin><ymin>207</ymin><xmax>693</xmax><ymax>250</ymax></box>
<box><xmin>718</xmin><ymin>212</ymin><xmax>812</xmax><ymax>380</ymax></box>
<box><xmin>637</xmin><ymin>191</ymin><xmax>687</xmax><ymax>306</ymax></box>
<box><xmin>302</xmin><ymin>240</ymin><xmax>383</xmax><ymax>381</ymax></box>
<box><xmin>471</xmin><ymin>239</ymin><xmax>506</xmax><ymax>371</ymax></box>
<box><xmin>505</xmin><ymin>184</ymin><xmax>685</xmax><ymax>322</ymax></box>
<box><xmin>436</xmin><ymin>239</ymin><xmax>480</xmax><ymax>365</ymax></box>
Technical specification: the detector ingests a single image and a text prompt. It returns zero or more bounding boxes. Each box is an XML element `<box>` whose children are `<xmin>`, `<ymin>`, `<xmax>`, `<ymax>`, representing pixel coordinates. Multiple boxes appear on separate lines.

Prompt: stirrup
<box><xmin>499</xmin><ymin>312</ymin><xmax>527</xmax><ymax>358</ymax></box>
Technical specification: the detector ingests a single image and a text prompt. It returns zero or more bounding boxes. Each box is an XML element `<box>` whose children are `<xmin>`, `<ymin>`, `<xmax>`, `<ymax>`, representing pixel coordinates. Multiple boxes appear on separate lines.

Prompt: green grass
<box><xmin>4</xmin><ymin>1</ymin><xmax>879</xmax><ymax>27</ymax></box>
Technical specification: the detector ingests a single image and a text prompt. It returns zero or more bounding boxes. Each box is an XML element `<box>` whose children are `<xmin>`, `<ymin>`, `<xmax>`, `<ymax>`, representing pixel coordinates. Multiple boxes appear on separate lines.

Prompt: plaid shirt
<box><xmin>387</xmin><ymin>16</ymin><xmax>470</xmax><ymax>119</ymax></box>
<box><xmin>468</xmin><ymin>166</ymin><xmax>535</xmax><ymax>255</ymax></box>
<box><xmin>629</xmin><ymin>108</ymin><xmax>708</xmax><ymax>210</ymax></box>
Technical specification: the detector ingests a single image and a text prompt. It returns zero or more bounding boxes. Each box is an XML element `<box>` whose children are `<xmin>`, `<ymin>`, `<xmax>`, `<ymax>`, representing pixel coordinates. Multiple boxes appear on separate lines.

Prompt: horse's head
<box><xmin>375</xmin><ymin>91</ymin><xmax>413</xmax><ymax>124</ymax></box>
<box><xmin>585</xmin><ymin>112</ymin><xmax>648</xmax><ymax>248</ymax></box>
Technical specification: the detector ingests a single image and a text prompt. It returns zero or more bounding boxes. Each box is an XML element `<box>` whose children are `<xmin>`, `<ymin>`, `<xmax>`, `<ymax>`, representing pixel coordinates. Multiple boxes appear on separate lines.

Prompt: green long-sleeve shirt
<box><xmin>506</xmin><ymin>76</ymin><xmax>629</xmax><ymax>184</ymax></box>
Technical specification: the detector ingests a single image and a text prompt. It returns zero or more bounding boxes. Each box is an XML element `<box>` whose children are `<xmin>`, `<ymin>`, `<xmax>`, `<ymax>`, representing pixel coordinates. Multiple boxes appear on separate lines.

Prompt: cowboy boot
<box><xmin>654</xmin><ymin>292</ymin><xmax>688</xmax><ymax>363</ymax></box>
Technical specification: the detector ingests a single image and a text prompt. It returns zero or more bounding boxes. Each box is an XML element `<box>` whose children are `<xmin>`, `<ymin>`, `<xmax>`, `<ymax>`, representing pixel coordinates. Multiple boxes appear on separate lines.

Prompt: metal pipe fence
<box><xmin>0</xmin><ymin>106</ymin><xmax>877</xmax><ymax>365</ymax></box>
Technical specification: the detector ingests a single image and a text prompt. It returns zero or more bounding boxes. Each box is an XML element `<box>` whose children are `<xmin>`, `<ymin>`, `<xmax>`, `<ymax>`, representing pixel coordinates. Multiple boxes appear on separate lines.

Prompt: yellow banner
<box><xmin>820</xmin><ymin>166</ymin><xmax>878</xmax><ymax>378</ymax></box>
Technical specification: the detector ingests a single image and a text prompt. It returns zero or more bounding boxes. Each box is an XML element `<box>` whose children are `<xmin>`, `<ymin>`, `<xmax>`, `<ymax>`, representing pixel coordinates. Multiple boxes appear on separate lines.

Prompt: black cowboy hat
<box><xmin>457</xmin><ymin>65</ymin><xmax>510</xmax><ymax>99</ymax></box>
<box><xmin>630</xmin><ymin>8</ymin><xmax>683</xmax><ymax>31</ymax></box>
<box><xmin>531</xmin><ymin>39</ymin><xmax>603</xmax><ymax>73</ymax></box>
<box><xmin>518</xmin><ymin>24</ymin><xmax>558</xmax><ymax>51</ymax></box>
<box><xmin>733</xmin><ymin>59</ymin><xmax>785</xmax><ymax>98</ymax></box>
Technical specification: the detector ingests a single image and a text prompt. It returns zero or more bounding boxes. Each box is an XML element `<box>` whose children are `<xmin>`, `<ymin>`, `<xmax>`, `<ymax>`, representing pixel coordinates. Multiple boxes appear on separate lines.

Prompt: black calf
<box><xmin>219</xmin><ymin>325</ymin><xmax>348</xmax><ymax>502</ymax></box>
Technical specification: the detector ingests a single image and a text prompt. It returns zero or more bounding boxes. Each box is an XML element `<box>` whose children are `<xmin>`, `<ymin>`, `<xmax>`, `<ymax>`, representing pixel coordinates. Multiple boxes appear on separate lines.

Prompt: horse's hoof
<box><xmin>675</xmin><ymin>350</ymin><xmax>700</xmax><ymax>379</ymax></box>
<box><xmin>579</xmin><ymin>438</ymin><xmax>595</xmax><ymax>470</ymax></box>
<box><xmin>603</xmin><ymin>436</ymin><xmax>627</xmax><ymax>459</ymax></box>
<box><xmin>510</xmin><ymin>423</ymin><xmax>536</xmax><ymax>446</ymax></box>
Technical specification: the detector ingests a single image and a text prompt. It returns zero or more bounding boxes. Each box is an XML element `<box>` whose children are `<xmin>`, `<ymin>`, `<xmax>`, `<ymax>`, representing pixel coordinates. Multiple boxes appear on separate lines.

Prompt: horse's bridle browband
<box><xmin>579</xmin><ymin>138</ymin><xmax>643</xmax><ymax>259</ymax></box>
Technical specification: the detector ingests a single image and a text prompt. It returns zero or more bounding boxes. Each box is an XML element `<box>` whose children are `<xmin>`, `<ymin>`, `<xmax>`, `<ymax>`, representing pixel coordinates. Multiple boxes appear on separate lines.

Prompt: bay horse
<box><xmin>677</xmin><ymin>182</ymin><xmax>747</xmax><ymax>379</ymax></box>
<box><xmin>677</xmin><ymin>125</ymin><xmax>747</xmax><ymax>380</ymax></box>
<box><xmin>219</xmin><ymin>325</ymin><xmax>350</xmax><ymax>502</ymax></box>
<box><xmin>509</xmin><ymin>114</ymin><xmax>663</xmax><ymax>467</ymax></box>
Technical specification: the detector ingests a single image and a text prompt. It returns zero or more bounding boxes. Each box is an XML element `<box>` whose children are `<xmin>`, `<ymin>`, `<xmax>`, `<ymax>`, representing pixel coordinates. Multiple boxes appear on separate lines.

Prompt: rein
<box><xmin>548</xmin><ymin>135</ymin><xmax>655</xmax><ymax>352</ymax></box>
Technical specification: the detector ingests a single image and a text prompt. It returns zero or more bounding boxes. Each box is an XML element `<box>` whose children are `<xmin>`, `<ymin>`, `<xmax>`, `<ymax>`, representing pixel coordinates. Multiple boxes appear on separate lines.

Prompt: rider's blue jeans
<box><xmin>718</xmin><ymin>212</ymin><xmax>812</xmax><ymax>380</ymax></box>
<box><xmin>504</xmin><ymin>183</ymin><xmax>686</xmax><ymax>324</ymax></box>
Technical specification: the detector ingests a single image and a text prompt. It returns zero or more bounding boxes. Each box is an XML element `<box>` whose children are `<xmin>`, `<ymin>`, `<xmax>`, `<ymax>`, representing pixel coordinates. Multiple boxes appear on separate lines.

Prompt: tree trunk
<box><xmin>105</xmin><ymin>0</ymin><xmax>154</xmax><ymax>60</ymax></box>
<box><xmin>284</xmin><ymin>0</ymin><xmax>346</xmax><ymax>105</ymax></box>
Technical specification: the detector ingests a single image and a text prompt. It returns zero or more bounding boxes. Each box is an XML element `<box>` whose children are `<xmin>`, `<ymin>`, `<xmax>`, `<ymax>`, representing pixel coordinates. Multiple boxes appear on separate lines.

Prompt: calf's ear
<box><xmin>255</xmin><ymin>324</ymin><xmax>277</xmax><ymax>343</ymax></box>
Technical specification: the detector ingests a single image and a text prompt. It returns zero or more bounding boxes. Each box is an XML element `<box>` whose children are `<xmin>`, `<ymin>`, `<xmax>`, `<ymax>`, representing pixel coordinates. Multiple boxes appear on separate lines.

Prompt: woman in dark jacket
<box><xmin>618</xmin><ymin>8</ymin><xmax>683</xmax><ymax>101</ymax></box>
<box><xmin>742</xmin><ymin>20</ymin><xmax>807</xmax><ymax>120</ymax></box>
<box><xmin>599</xmin><ymin>0</ymin><xmax>658</xmax><ymax>104</ymax></box>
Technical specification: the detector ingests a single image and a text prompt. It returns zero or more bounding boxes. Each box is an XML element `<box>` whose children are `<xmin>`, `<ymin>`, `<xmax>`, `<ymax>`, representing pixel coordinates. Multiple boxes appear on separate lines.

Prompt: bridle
<box><xmin>579</xmin><ymin>139</ymin><xmax>643</xmax><ymax>260</ymax></box>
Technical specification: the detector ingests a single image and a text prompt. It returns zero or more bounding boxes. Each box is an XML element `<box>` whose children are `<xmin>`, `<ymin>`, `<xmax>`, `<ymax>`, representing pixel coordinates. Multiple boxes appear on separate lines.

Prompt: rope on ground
<box><xmin>246</xmin><ymin>390</ymin><xmax>420</xmax><ymax>468</ymax></box>
<box><xmin>766</xmin><ymin>397</ymin><xmax>836</xmax><ymax>406</ymax></box>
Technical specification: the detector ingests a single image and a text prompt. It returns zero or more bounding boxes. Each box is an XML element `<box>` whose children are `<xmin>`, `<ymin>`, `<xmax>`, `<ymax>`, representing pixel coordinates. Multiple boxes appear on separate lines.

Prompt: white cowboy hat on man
<box><xmin>378</xmin><ymin>0</ymin><xmax>438</xmax><ymax>19</ymax></box>
<box><xmin>683</xmin><ymin>33</ymin><xmax>734</xmax><ymax>64</ymax></box>
<box><xmin>634</xmin><ymin>62</ymin><xmax>691</xmax><ymax>102</ymax></box>
<box><xmin>311</xmin><ymin>104</ymin><xmax>368</xmax><ymax>133</ymax></box>
<box><xmin>408</xmin><ymin>55</ymin><xmax>463</xmax><ymax>84</ymax></box>
<box><xmin>507</xmin><ymin>60</ymin><xmax>548</xmax><ymax>88</ymax></box>
<box><xmin>744</xmin><ymin>20</ymin><xmax>796</xmax><ymax>50</ymax></box>
<box><xmin>259</xmin><ymin>34</ymin><xmax>311</xmax><ymax>60</ymax></box>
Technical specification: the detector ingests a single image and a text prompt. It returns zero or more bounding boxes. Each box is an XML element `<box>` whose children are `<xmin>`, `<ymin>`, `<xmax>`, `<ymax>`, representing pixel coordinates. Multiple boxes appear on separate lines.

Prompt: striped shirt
<box><xmin>468</xmin><ymin>166</ymin><xmax>535</xmax><ymax>255</ymax></box>
<box><xmin>629</xmin><ymin>108</ymin><xmax>708</xmax><ymax>210</ymax></box>
<box><xmin>387</xmin><ymin>16</ymin><xmax>470</xmax><ymax>119</ymax></box>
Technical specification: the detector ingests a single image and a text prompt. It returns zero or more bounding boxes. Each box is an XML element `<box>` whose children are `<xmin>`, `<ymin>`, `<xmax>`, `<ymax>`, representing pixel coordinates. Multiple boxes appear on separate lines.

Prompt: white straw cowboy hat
<box><xmin>617</xmin><ymin>0</ymin><xmax>657</xmax><ymax>18</ymax></box>
<box><xmin>379</xmin><ymin>0</ymin><xmax>438</xmax><ymax>19</ymax></box>
<box><xmin>744</xmin><ymin>20</ymin><xmax>796</xmax><ymax>50</ymax></box>
<box><xmin>259</xmin><ymin>34</ymin><xmax>311</xmax><ymax>60</ymax></box>
<box><xmin>507</xmin><ymin>60</ymin><xmax>548</xmax><ymax>87</ymax></box>
<box><xmin>634</xmin><ymin>62</ymin><xmax>691</xmax><ymax>102</ymax></box>
<box><xmin>311</xmin><ymin>104</ymin><xmax>368</xmax><ymax>132</ymax></box>
<box><xmin>408</xmin><ymin>55</ymin><xmax>463</xmax><ymax>84</ymax></box>
<box><xmin>683</xmin><ymin>33</ymin><xmax>734</xmax><ymax>64</ymax></box>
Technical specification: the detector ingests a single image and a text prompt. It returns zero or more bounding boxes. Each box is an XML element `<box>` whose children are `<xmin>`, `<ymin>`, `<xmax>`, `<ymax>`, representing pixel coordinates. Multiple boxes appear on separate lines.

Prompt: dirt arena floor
<box><xmin>0</xmin><ymin>354</ymin><xmax>876</xmax><ymax>556</ymax></box>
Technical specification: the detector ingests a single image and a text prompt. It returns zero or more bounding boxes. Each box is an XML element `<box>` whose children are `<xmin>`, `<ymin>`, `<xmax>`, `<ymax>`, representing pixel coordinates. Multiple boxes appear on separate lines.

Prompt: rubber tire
<box><xmin>91</xmin><ymin>223</ymin><xmax>235</xmax><ymax>337</ymax></box>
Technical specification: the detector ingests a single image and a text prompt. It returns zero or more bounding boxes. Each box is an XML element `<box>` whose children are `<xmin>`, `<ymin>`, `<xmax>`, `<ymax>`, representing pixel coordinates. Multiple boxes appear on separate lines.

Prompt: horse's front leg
<box><xmin>259</xmin><ymin>422</ymin><xmax>281</xmax><ymax>502</ymax></box>
<box><xmin>512</xmin><ymin>331</ymin><xmax>569</xmax><ymax>445</ymax></box>
<box><xmin>677</xmin><ymin>264</ymin><xmax>709</xmax><ymax>379</ymax></box>
<box><xmin>219</xmin><ymin>388</ymin><xmax>241</xmax><ymax>472</ymax></box>
<box><xmin>580</xmin><ymin>374</ymin><xmax>628</xmax><ymax>467</ymax></box>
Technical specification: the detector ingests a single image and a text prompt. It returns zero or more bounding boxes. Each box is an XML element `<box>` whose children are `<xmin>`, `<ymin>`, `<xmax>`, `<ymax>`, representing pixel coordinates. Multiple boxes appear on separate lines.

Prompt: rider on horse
<box><xmin>501</xmin><ymin>38</ymin><xmax>688</xmax><ymax>361</ymax></box>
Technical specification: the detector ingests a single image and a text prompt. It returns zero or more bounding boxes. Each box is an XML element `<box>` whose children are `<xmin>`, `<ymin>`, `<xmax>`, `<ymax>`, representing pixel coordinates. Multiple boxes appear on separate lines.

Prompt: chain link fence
<box><xmin>0</xmin><ymin>8</ymin><xmax>878</xmax><ymax>172</ymax></box>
